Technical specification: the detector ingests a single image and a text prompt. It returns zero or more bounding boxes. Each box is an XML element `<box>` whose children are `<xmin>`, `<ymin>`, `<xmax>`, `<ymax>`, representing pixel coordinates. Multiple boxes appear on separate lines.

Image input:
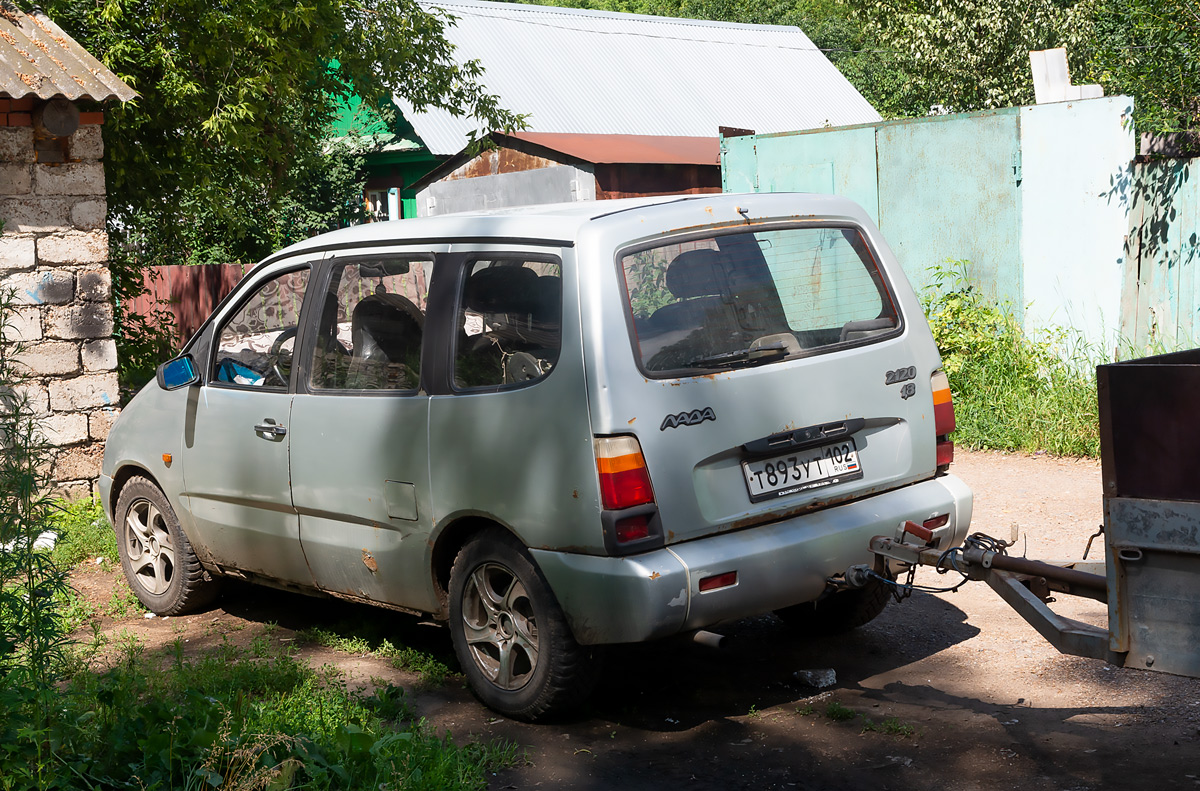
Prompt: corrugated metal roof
<box><xmin>397</xmin><ymin>0</ymin><xmax>880</xmax><ymax>156</ymax></box>
<box><xmin>0</xmin><ymin>1</ymin><xmax>134</xmax><ymax>102</ymax></box>
<box><xmin>506</xmin><ymin>132</ymin><xmax>719</xmax><ymax>165</ymax></box>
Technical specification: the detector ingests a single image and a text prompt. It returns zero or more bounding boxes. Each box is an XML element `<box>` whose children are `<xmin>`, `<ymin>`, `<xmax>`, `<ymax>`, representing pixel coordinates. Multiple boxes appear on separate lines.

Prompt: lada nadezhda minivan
<box><xmin>100</xmin><ymin>193</ymin><xmax>972</xmax><ymax>720</ymax></box>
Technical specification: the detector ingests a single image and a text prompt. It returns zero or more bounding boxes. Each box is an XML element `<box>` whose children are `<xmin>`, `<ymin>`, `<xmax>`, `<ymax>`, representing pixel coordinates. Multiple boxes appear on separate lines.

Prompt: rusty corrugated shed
<box><xmin>0</xmin><ymin>1</ymin><xmax>134</xmax><ymax>102</ymax></box>
<box><xmin>506</xmin><ymin>132</ymin><xmax>719</xmax><ymax>165</ymax></box>
<box><xmin>399</xmin><ymin>0</ymin><xmax>880</xmax><ymax>156</ymax></box>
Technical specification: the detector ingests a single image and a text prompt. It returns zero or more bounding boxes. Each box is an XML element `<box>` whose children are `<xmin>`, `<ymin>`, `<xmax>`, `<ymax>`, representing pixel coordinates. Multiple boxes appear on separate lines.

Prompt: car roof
<box><xmin>266</xmin><ymin>195</ymin><xmax>702</xmax><ymax>263</ymax></box>
<box><xmin>262</xmin><ymin>191</ymin><xmax>875</xmax><ymax>268</ymax></box>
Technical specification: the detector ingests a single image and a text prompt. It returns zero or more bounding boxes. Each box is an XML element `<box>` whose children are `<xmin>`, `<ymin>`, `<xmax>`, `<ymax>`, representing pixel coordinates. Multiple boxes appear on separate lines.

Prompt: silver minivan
<box><xmin>100</xmin><ymin>193</ymin><xmax>972</xmax><ymax>720</ymax></box>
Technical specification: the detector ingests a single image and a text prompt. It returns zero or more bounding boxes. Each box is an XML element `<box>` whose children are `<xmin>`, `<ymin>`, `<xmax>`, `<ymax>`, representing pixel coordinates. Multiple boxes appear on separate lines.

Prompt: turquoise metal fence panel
<box><xmin>721</xmin><ymin>125</ymin><xmax>880</xmax><ymax>223</ymax></box>
<box><xmin>1124</xmin><ymin>160</ymin><xmax>1200</xmax><ymax>347</ymax></box>
<box><xmin>720</xmin><ymin>99</ymin><xmax>1137</xmax><ymax>345</ymax></box>
<box><xmin>876</xmin><ymin>110</ymin><xmax>1023</xmax><ymax>302</ymax></box>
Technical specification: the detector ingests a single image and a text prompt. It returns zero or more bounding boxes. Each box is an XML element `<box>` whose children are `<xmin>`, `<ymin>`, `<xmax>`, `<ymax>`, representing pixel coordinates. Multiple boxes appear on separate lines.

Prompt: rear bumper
<box><xmin>531</xmin><ymin>473</ymin><xmax>972</xmax><ymax>645</ymax></box>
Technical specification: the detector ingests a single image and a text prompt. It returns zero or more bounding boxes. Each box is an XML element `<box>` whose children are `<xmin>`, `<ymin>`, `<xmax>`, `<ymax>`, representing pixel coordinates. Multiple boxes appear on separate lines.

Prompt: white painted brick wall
<box><xmin>38</xmin><ymin>231</ymin><xmax>108</xmax><ymax>264</ymax></box>
<box><xmin>48</xmin><ymin>372</ymin><xmax>119</xmax><ymax>411</ymax></box>
<box><xmin>81</xmin><ymin>338</ymin><xmax>117</xmax><ymax>371</ymax></box>
<box><xmin>15</xmin><ymin>341</ymin><xmax>79</xmax><ymax>376</ymax></box>
<box><xmin>0</xmin><ymin>235</ymin><xmax>36</xmax><ymax>271</ymax></box>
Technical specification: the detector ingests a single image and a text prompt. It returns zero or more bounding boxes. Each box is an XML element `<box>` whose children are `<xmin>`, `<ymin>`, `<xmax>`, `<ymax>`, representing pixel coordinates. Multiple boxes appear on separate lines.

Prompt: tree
<box><xmin>844</xmin><ymin>0</ymin><xmax>1098</xmax><ymax>113</ymax></box>
<box><xmin>29</xmin><ymin>0</ymin><xmax>523</xmax><ymax>393</ymax></box>
<box><xmin>1089</xmin><ymin>0</ymin><xmax>1200</xmax><ymax>137</ymax></box>
<box><xmin>37</xmin><ymin>0</ymin><xmax>521</xmax><ymax>266</ymax></box>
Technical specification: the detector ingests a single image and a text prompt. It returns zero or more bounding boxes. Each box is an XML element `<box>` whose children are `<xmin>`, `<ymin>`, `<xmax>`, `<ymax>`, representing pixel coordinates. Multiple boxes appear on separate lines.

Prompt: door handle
<box><xmin>254</xmin><ymin>421</ymin><xmax>287</xmax><ymax>437</ymax></box>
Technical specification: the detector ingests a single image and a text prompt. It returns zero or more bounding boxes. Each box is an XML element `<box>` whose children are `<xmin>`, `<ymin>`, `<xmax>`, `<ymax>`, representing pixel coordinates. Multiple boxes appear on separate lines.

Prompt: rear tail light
<box><xmin>931</xmin><ymin>370</ymin><xmax>955</xmax><ymax>470</ymax></box>
<box><xmin>594</xmin><ymin>435</ymin><xmax>655</xmax><ymax>510</ymax></box>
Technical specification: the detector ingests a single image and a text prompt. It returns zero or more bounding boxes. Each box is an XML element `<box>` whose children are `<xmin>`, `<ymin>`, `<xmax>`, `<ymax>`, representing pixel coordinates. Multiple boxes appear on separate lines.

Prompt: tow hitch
<box><xmin>869</xmin><ymin>349</ymin><xmax>1200</xmax><ymax>680</ymax></box>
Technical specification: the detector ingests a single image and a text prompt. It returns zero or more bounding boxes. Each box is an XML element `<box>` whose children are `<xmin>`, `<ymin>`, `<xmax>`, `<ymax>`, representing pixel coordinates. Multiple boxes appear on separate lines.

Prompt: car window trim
<box><xmin>297</xmin><ymin>252</ymin><xmax>438</xmax><ymax>397</ymax></box>
<box><xmin>615</xmin><ymin>220</ymin><xmax>906</xmax><ymax>381</ymax></box>
<box><xmin>448</xmin><ymin>251</ymin><xmax>565</xmax><ymax>395</ymax></box>
<box><xmin>205</xmin><ymin>262</ymin><xmax>316</xmax><ymax>394</ymax></box>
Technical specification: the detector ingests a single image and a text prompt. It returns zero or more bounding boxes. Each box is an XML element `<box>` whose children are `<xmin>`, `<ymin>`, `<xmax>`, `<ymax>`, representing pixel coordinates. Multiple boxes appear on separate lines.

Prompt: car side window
<box><xmin>310</xmin><ymin>259</ymin><xmax>432</xmax><ymax>391</ymax></box>
<box><xmin>212</xmin><ymin>268</ymin><xmax>310</xmax><ymax>389</ymax></box>
<box><xmin>454</xmin><ymin>258</ymin><xmax>562</xmax><ymax>389</ymax></box>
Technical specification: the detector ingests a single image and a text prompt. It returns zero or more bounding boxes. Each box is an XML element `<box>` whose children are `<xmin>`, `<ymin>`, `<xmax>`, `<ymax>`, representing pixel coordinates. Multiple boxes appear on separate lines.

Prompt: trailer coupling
<box><xmin>868</xmin><ymin>531</ymin><xmax>1128</xmax><ymax>668</ymax></box>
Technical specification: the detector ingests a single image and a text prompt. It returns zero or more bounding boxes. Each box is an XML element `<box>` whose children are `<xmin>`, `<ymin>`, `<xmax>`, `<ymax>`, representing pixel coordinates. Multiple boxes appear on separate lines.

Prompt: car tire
<box><xmin>114</xmin><ymin>476</ymin><xmax>221</xmax><ymax>615</ymax></box>
<box><xmin>774</xmin><ymin>579</ymin><xmax>892</xmax><ymax>635</ymax></box>
<box><xmin>448</xmin><ymin>529</ymin><xmax>600</xmax><ymax>721</ymax></box>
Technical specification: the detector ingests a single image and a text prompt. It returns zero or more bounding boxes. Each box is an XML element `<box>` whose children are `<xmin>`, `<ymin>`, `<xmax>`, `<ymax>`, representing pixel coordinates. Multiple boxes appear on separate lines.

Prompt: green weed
<box><xmin>104</xmin><ymin>576</ymin><xmax>146</xmax><ymax>617</ymax></box>
<box><xmin>824</xmin><ymin>701</ymin><xmax>857</xmax><ymax>722</ymax></box>
<box><xmin>923</xmin><ymin>260</ymin><xmax>1105</xmax><ymax>457</ymax></box>
<box><xmin>862</xmin><ymin>716</ymin><xmax>916</xmax><ymax>737</ymax></box>
<box><xmin>299</xmin><ymin>625</ymin><xmax>453</xmax><ymax>686</ymax></box>
<box><xmin>0</xmin><ymin>639</ymin><xmax>513</xmax><ymax>790</ymax></box>
<box><xmin>47</xmin><ymin>497</ymin><xmax>116</xmax><ymax>568</ymax></box>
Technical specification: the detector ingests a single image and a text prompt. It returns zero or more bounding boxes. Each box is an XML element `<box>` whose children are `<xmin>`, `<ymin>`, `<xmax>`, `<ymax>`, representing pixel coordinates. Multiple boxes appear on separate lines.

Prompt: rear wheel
<box><xmin>448</xmin><ymin>530</ymin><xmax>600</xmax><ymax>721</ymax></box>
<box><xmin>774</xmin><ymin>579</ymin><xmax>892</xmax><ymax>635</ymax></box>
<box><xmin>114</xmin><ymin>476</ymin><xmax>221</xmax><ymax>615</ymax></box>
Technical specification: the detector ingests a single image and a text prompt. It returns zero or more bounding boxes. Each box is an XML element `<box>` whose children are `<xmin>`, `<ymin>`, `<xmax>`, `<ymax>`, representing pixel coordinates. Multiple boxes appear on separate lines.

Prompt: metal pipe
<box><xmin>692</xmin><ymin>630</ymin><xmax>726</xmax><ymax>649</ymax></box>
<box><xmin>963</xmin><ymin>547</ymin><xmax>1108</xmax><ymax>593</ymax></box>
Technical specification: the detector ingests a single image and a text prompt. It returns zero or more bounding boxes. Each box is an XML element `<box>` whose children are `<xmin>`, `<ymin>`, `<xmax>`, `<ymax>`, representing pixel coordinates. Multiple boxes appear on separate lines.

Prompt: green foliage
<box><xmin>824</xmin><ymin>700</ymin><xmax>857</xmax><ymax>721</ymax></box>
<box><xmin>0</xmin><ymin>289</ymin><xmax>74</xmax><ymax>788</ymax></box>
<box><xmin>0</xmin><ymin>637</ymin><xmax>515</xmax><ymax>790</ymax></box>
<box><xmin>31</xmin><ymin>0</ymin><xmax>526</xmax><ymax>395</ymax></box>
<box><xmin>922</xmin><ymin>261</ymin><xmax>1102</xmax><ymax>457</ymax></box>
<box><xmin>298</xmin><ymin>625</ymin><xmax>453</xmax><ymax>686</ymax></box>
<box><xmin>862</xmin><ymin>716</ymin><xmax>915</xmax><ymax>736</ymax></box>
<box><xmin>37</xmin><ymin>0</ymin><xmax>521</xmax><ymax>267</ymax></box>
<box><xmin>845</xmin><ymin>0</ymin><xmax>1097</xmax><ymax>113</ymax></box>
<box><xmin>47</xmin><ymin>497</ymin><xmax>116</xmax><ymax>569</ymax></box>
<box><xmin>1088</xmin><ymin>0</ymin><xmax>1200</xmax><ymax>137</ymax></box>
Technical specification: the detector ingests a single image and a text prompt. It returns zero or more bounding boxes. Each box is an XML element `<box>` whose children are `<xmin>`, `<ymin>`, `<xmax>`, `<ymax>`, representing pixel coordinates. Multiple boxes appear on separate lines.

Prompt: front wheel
<box><xmin>448</xmin><ymin>530</ymin><xmax>600</xmax><ymax>721</ymax></box>
<box><xmin>114</xmin><ymin>476</ymin><xmax>221</xmax><ymax>615</ymax></box>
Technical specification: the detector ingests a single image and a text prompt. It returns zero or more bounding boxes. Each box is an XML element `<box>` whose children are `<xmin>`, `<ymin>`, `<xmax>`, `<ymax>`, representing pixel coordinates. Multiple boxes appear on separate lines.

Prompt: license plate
<box><xmin>741</xmin><ymin>439</ymin><xmax>863</xmax><ymax>502</ymax></box>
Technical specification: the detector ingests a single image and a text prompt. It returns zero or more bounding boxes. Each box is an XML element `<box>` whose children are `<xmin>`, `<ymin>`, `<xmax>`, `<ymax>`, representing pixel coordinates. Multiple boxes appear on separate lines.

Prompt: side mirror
<box><xmin>156</xmin><ymin>355</ymin><xmax>199</xmax><ymax>391</ymax></box>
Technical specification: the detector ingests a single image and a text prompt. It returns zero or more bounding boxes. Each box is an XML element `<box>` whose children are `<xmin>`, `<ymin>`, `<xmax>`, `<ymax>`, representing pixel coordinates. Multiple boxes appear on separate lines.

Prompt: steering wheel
<box><xmin>268</xmin><ymin>327</ymin><xmax>299</xmax><ymax>386</ymax></box>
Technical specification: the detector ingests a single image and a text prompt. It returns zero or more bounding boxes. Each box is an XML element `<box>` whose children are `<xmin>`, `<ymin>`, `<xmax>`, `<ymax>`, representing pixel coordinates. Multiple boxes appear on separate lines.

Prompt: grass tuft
<box><xmin>298</xmin><ymin>625</ymin><xmax>454</xmax><ymax>686</ymax></box>
<box><xmin>47</xmin><ymin>497</ymin><xmax>116</xmax><ymax>568</ymax></box>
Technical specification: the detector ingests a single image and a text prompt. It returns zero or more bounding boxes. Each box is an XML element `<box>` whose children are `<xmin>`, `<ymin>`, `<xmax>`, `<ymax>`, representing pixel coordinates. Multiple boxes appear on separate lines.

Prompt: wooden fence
<box><xmin>128</xmin><ymin>263</ymin><xmax>251</xmax><ymax>345</ymax></box>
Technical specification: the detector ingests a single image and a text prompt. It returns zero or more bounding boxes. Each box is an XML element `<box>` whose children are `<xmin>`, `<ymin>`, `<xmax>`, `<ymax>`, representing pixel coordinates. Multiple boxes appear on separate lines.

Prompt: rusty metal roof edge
<box><xmin>504</xmin><ymin>132</ymin><xmax>721</xmax><ymax>166</ymax></box>
<box><xmin>407</xmin><ymin>131</ymin><xmax>722</xmax><ymax>192</ymax></box>
<box><xmin>0</xmin><ymin>1</ymin><xmax>134</xmax><ymax>102</ymax></box>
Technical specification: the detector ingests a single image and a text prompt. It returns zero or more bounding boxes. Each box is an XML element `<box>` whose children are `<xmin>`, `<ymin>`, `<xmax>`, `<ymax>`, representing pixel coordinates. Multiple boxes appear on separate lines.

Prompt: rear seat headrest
<box><xmin>666</xmin><ymin>249</ymin><xmax>727</xmax><ymax>299</ymax></box>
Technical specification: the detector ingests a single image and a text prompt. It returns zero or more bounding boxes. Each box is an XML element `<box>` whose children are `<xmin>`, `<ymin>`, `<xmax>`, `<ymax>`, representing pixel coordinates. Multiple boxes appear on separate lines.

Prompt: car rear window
<box><xmin>621</xmin><ymin>226</ymin><xmax>900</xmax><ymax>375</ymax></box>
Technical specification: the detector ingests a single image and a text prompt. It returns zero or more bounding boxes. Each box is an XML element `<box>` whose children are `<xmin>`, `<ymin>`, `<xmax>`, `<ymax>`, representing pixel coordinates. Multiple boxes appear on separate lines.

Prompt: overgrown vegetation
<box><xmin>0</xmin><ymin>287</ymin><xmax>75</xmax><ymax>789</ymax></box>
<box><xmin>922</xmin><ymin>261</ymin><xmax>1103</xmax><ymax>457</ymax></box>
<box><xmin>2</xmin><ymin>634</ymin><xmax>515</xmax><ymax>790</ymax></box>
<box><xmin>1</xmin><ymin>293</ymin><xmax>510</xmax><ymax>789</ymax></box>
<box><xmin>47</xmin><ymin>497</ymin><xmax>117</xmax><ymax>569</ymax></box>
<box><xmin>298</xmin><ymin>626</ymin><xmax>453</xmax><ymax>687</ymax></box>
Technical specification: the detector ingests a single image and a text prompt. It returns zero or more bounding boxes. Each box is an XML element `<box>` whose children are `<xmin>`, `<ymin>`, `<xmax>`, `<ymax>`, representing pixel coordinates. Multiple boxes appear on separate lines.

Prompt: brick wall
<box><xmin>0</xmin><ymin>98</ymin><xmax>117</xmax><ymax>499</ymax></box>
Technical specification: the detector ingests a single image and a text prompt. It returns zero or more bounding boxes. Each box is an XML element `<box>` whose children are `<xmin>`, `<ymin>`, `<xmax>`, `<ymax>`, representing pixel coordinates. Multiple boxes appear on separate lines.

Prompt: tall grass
<box><xmin>922</xmin><ymin>262</ymin><xmax>1104</xmax><ymax>457</ymax></box>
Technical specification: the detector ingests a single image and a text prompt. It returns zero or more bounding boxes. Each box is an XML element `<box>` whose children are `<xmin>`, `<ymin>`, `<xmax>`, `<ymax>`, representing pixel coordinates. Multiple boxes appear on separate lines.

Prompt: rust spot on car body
<box><xmin>649</xmin><ymin>571</ymin><xmax>662</xmax><ymax>580</ymax></box>
<box><xmin>628</xmin><ymin>417</ymin><xmax>637</xmax><ymax>424</ymax></box>
<box><xmin>362</xmin><ymin>549</ymin><xmax>378</xmax><ymax>573</ymax></box>
<box><xmin>572</xmin><ymin>489</ymin><xmax>579</xmax><ymax>499</ymax></box>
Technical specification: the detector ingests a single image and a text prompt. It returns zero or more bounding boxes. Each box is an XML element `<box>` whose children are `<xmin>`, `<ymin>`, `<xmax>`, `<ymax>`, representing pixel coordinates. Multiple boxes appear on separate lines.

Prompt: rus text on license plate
<box><xmin>741</xmin><ymin>439</ymin><xmax>863</xmax><ymax>502</ymax></box>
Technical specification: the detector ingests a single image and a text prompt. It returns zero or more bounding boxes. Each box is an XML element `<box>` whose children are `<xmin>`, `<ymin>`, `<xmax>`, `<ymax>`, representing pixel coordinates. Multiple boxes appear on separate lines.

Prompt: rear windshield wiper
<box><xmin>684</xmin><ymin>343</ymin><xmax>790</xmax><ymax>369</ymax></box>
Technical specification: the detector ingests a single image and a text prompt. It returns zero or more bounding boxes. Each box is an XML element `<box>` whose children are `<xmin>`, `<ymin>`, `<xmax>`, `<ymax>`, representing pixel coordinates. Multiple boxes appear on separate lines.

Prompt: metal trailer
<box><xmin>869</xmin><ymin>349</ymin><xmax>1200</xmax><ymax>679</ymax></box>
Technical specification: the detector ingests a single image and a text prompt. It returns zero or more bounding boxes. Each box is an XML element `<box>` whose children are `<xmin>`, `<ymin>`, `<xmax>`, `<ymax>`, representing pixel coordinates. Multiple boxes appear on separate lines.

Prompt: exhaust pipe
<box><xmin>692</xmin><ymin>629</ymin><xmax>726</xmax><ymax>649</ymax></box>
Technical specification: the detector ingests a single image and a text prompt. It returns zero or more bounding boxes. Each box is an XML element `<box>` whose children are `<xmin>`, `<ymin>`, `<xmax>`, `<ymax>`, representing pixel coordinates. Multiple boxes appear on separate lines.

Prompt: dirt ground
<box><xmin>72</xmin><ymin>449</ymin><xmax>1200</xmax><ymax>790</ymax></box>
